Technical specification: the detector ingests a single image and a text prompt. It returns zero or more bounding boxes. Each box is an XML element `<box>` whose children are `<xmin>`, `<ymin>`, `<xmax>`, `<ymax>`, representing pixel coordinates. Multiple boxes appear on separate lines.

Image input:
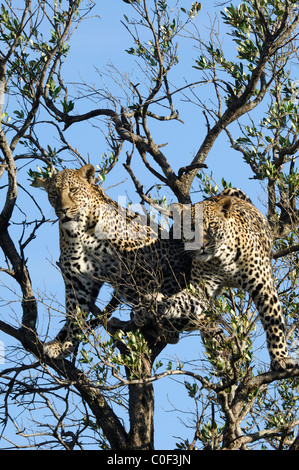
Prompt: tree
<box><xmin>0</xmin><ymin>0</ymin><xmax>298</xmax><ymax>450</ymax></box>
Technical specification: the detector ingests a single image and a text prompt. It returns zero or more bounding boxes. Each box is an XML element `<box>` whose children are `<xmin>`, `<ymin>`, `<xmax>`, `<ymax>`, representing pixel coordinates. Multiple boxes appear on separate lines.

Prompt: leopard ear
<box><xmin>78</xmin><ymin>164</ymin><xmax>95</xmax><ymax>184</ymax></box>
<box><xmin>217</xmin><ymin>196</ymin><xmax>232</xmax><ymax>217</ymax></box>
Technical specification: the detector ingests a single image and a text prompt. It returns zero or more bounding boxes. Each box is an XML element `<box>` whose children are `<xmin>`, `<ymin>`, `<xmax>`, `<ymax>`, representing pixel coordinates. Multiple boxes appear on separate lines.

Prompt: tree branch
<box><xmin>273</xmin><ymin>244</ymin><xmax>299</xmax><ymax>259</ymax></box>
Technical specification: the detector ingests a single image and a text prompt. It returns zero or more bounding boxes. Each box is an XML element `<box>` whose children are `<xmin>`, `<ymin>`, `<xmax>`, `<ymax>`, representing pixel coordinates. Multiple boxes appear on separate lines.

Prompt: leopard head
<box><xmin>196</xmin><ymin>196</ymin><xmax>233</xmax><ymax>262</ymax></box>
<box><xmin>34</xmin><ymin>164</ymin><xmax>97</xmax><ymax>227</ymax></box>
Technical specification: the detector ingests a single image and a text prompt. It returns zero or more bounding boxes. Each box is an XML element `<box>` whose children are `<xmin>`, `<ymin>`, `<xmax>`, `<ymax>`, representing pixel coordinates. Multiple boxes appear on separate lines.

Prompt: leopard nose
<box><xmin>60</xmin><ymin>207</ymin><xmax>70</xmax><ymax>215</ymax></box>
<box><xmin>56</xmin><ymin>207</ymin><xmax>70</xmax><ymax>219</ymax></box>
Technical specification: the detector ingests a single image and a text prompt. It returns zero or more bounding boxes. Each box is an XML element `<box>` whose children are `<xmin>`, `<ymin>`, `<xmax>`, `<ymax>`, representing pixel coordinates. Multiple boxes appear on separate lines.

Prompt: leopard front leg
<box><xmin>44</xmin><ymin>275</ymin><xmax>102</xmax><ymax>360</ymax></box>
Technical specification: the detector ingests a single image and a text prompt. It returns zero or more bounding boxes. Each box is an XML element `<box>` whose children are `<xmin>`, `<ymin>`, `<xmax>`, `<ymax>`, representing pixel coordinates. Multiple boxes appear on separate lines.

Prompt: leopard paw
<box><xmin>271</xmin><ymin>355</ymin><xmax>298</xmax><ymax>371</ymax></box>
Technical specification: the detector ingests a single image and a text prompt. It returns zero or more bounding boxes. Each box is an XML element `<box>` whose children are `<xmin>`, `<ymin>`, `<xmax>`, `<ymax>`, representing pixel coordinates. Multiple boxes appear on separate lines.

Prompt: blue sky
<box><xmin>0</xmin><ymin>0</ymin><xmax>290</xmax><ymax>449</ymax></box>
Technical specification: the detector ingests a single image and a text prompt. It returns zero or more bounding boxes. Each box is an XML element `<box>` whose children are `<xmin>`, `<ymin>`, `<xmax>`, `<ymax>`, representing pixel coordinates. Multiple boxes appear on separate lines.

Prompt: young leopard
<box><xmin>184</xmin><ymin>189</ymin><xmax>295</xmax><ymax>371</ymax></box>
<box><xmin>34</xmin><ymin>165</ymin><xmax>210</xmax><ymax>359</ymax></box>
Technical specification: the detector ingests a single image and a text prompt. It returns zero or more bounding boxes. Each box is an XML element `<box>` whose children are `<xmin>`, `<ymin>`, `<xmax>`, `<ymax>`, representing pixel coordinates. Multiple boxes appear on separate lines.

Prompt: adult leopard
<box><xmin>179</xmin><ymin>189</ymin><xmax>295</xmax><ymax>370</ymax></box>
<box><xmin>35</xmin><ymin>164</ymin><xmax>294</xmax><ymax>370</ymax></box>
<box><xmin>34</xmin><ymin>164</ymin><xmax>210</xmax><ymax>359</ymax></box>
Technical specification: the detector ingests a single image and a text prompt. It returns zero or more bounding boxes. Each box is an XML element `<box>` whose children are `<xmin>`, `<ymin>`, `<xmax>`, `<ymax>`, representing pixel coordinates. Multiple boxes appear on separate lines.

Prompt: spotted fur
<box><xmin>188</xmin><ymin>189</ymin><xmax>294</xmax><ymax>370</ymax></box>
<box><xmin>35</xmin><ymin>165</ymin><xmax>294</xmax><ymax>370</ymax></box>
<box><xmin>35</xmin><ymin>165</ymin><xmax>210</xmax><ymax>359</ymax></box>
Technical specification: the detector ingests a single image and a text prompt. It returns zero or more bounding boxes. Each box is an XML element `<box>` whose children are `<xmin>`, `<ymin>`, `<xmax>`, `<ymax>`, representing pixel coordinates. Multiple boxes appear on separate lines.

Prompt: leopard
<box><xmin>34</xmin><ymin>164</ymin><xmax>211</xmax><ymax>359</ymax></box>
<box><xmin>35</xmin><ymin>164</ymin><xmax>295</xmax><ymax>370</ymax></box>
<box><xmin>178</xmin><ymin>188</ymin><xmax>295</xmax><ymax>371</ymax></box>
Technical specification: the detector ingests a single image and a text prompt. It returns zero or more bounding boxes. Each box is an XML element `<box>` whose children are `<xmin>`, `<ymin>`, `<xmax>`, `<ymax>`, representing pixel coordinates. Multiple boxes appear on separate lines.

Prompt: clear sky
<box><xmin>0</xmin><ymin>0</ymin><xmax>289</xmax><ymax>450</ymax></box>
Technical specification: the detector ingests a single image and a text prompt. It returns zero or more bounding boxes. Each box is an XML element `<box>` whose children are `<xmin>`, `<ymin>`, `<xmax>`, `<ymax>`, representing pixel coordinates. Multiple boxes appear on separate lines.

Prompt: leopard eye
<box><xmin>69</xmin><ymin>186</ymin><xmax>78</xmax><ymax>194</ymax></box>
<box><xmin>207</xmin><ymin>222</ymin><xmax>217</xmax><ymax>234</ymax></box>
<box><xmin>49</xmin><ymin>189</ymin><xmax>57</xmax><ymax>199</ymax></box>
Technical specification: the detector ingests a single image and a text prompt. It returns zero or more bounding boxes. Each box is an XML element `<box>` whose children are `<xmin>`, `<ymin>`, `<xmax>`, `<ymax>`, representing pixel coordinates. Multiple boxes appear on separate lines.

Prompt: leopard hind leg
<box><xmin>248</xmin><ymin>278</ymin><xmax>296</xmax><ymax>370</ymax></box>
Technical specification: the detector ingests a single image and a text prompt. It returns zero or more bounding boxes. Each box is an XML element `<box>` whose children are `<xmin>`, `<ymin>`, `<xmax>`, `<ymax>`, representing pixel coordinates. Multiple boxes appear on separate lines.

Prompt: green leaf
<box><xmin>13</xmin><ymin>109</ymin><xmax>24</xmax><ymax>119</ymax></box>
<box><xmin>61</xmin><ymin>99</ymin><xmax>74</xmax><ymax>113</ymax></box>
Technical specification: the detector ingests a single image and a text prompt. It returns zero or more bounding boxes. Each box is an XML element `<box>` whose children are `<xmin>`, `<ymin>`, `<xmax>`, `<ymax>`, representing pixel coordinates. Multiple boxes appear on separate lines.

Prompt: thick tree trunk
<box><xmin>129</xmin><ymin>380</ymin><xmax>155</xmax><ymax>450</ymax></box>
